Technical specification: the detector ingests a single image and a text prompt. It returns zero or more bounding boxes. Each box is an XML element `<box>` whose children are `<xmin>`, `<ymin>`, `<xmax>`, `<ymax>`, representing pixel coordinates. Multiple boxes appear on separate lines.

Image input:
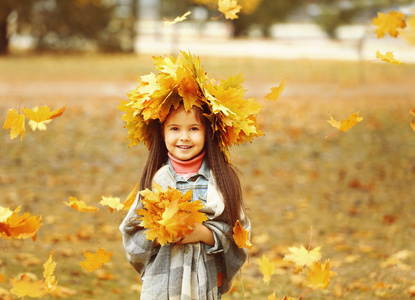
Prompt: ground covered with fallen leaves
<box><xmin>1</xmin><ymin>53</ymin><xmax>415</xmax><ymax>299</ymax></box>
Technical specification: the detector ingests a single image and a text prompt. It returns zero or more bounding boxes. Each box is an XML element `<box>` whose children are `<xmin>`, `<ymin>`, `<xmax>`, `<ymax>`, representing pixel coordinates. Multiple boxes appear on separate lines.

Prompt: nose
<box><xmin>179</xmin><ymin>131</ymin><xmax>189</xmax><ymax>141</ymax></box>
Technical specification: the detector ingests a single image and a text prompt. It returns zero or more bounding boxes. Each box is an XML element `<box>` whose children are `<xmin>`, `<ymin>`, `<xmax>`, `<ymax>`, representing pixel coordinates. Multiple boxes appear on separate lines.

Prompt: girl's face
<box><xmin>163</xmin><ymin>106</ymin><xmax>205</xmax><ymax>161</ymax></box>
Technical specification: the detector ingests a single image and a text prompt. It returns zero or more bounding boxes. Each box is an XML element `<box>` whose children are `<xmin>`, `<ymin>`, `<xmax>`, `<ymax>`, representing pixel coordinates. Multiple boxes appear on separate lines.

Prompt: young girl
<box><xmin>119</xmin><ymin>52</ymin><xmax>262</xmax><ymax>300</ymax></box>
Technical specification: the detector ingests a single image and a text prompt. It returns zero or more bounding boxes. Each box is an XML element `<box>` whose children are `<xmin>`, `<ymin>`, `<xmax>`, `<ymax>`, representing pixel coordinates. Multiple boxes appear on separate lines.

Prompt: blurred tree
<box><xmin>0</xmin><ymin>0</ymin><xmax>139</xmax><ymax>54</ymax></box>
<box><xmin>0</xmin><ymin>0</ymin><xmax>35</xmax><ymax>54</ymax></box>
<box><xmin>311</xmin><ymin>0</ymin><xmax>414</xmax><ymax>39</ymax></box>
<box><xmin>232</xmin><ymin>0</ymin><xmax>302</xmax><ymax>37</ymax></box>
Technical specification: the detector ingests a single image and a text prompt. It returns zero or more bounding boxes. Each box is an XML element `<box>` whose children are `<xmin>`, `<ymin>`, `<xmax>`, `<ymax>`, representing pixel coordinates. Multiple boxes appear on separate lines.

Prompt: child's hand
<box><xmin>180</xmin><ymin>223</ymin><xmax>214</xmax><ymax>246</ymax></box>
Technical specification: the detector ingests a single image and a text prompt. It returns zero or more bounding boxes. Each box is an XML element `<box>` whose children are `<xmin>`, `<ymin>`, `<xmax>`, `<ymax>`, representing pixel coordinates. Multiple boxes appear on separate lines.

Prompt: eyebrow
<box><xmin>166</xmin><ymin>123</ymin><xmax>202</xmax><ymax>127</ymax></box>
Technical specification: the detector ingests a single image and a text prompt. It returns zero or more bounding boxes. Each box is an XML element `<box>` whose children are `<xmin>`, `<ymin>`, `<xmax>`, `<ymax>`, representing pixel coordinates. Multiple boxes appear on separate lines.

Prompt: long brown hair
<box><xmin>138</xmin><ymin>104</ymin><xmax>246</xmax><ymax>229</ymax></box>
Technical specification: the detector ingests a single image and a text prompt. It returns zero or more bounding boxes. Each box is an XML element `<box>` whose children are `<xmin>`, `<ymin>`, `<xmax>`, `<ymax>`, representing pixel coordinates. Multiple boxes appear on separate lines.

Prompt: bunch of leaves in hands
<box><xmin>136</xmin><ymin>183</ymin><xmax>208</xmax><ymax>245</ymax></box>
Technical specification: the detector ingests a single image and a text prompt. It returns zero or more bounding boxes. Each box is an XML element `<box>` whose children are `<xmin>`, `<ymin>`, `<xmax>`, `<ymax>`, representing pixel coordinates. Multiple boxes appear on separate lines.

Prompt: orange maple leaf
<box><xmin>21</xmin><ymin>105</ymin><xmax>66</xmax><ymax>124</ymax></box>
<box><xmin>218</xmin><ymin>0</ymin><xmax>241</xmax><ymax>20</ymax></box>
<box><xmin>136</xmin><ymin>183</ymin><xmax>208</xmax><ymax>245</ymax></box>
<box><xmin>64</xmin><ymin>196</ymin><xmax>99</xmax><ymax>212</ymax></box>
<box><xmin>122</xmin><ymin>182</ymin><xmax>140</xmax><ymax>211</ymax></box>
<box><xmin>265</xmin><ymin>78</ymin><xmax>287</xmax><ymax>102</ymax></box>
<box><xmin>9</xmin><ymin>254</ymin><xmax>57</xmax><ymax>298</ymax></box>
<box><xmin>79</xmin><ymin>247</ymin><xmax>112</xmax><ymax>272</ymax></box>
<box><xmin>99</xmin><ymin>196</ymin><xmax>124</xmax><ymax>213</ymax></box>
<box><xmin>284</xmin><ymin>245</ymin><xmax>322</xmax><ymax>273</ymax></box>
<box><xmin>232</xmin><ymin>220</ymin><xmax>252</xmax><ymax>249</ymax></box>
<box><xmin>257</xmin><ymin>254</ymin><xmax>275</xmax><ymax>285</ymax></box>
<box><xmin>372</xmin><ymin>11</ymin><xmax>406</xmax><ymax>38</ymax></box>
<box><xmin>0</xmin><ymin>206</ymin><xmax>42</xmax><ymax>241</ymax></box>
<box><xmin>375</xmin><ymin>51</ymin><xmax>403</xmax><ymax>65</ymax></box>
<box><xmin>3</xmin><ymin>108</ymin><xmax>25</xmax><ymax>140</ymax></box>
<box><xmin>326</xmin><ymin>112</ymin><xmax>363</xmax><ymax>138</ymax></box>
<box><xmin>306</xmin><ymin>260</ymin><xmax>337</xmax><ymax>290</ymax></box>
<box><xmin>163</xmin><ymin>11</ymin><xmax>191</xmax><ymax>26</ymax></box>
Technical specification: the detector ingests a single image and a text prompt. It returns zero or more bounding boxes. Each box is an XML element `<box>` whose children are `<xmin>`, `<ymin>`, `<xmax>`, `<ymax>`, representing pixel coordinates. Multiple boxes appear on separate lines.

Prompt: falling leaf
<box><xmin>9</xmin><ymin>254</ymin><xmax>57</xmax><ymax>298</ymax></box>
<box><xmin>306</xmin><ymin>260</ymin><xmax>337</xmax><ymax>290</ymax></box>
<box><xmin>218</xmin><ymin>0</ymin><xmax>241</xmax><ymax>20</ymax></box>
<box><xmin>257</xmin><ymin>254</ymin><xmax>275</xmax><ymax>284</ymax></box>
<box><xmin>375</xmin><ymin>51</ymin><xmax>403</xmax><ymax>65</ymax></box>
<box><xmin>136</xmin><ymin>183</ymin><xmax>208</xmax><ymax>245</ymax></box>
<box><xmin>326</xmin><ymin>112</ymin><xmax>363</xmax><ymax>138</ymax></box>
<box><xmin>79</xmin><ymin>247</ymin><xmax>112</xmax><ymax>272</ymax></box>
<box><xmin>163</xmin><ymin>11</ymin><xmax>191</xmax><ymax>26</ymax></box>
<box><xmin>0</xmin><ymin>206</ymin><xmax>42</xmax><ymax>241</ymax></box>
<box><xmin>232</xmin><ymin>220</ymin><xmax>252</xmax><ymax>249</ymax></box>
<box><xmin>3</xmin><ymin>108</ymin><xmax>25</xmax><ymax>140</ymax></box>
<box><xmin>21</xmin><ymin>105</ymin><xmax>66</xmax><ymax>124</ymax></box>
<box><xmin>284</xmin><ymin>245</ymin><xmax>322</xmax><ymax>273</ymax></box>
<box><xmin>9</xmin><ymin>274</ymin><xmax>46</xmax><ymax>298</ymax></box>
<box><xmin>411</xmin><ymin>108</ymin><xmax>415</xmax><ymax>116</ymax></box>
<box><xmin>372</xmin><ymin>11</ymin><xmax>406</xmax><ymax>38</ymax></box>
<box><xmin>265</xmin><ymin>78</ymin><xmax>287</xmax><ymax>102</ymax></box>
<box><xmin>99</xmin><ymin>196</ymin><xmax>124</xmax><ymax>213</ymax></box>
<box><xmin>267</xmin><ymin>292</ymin><xmax>276</xmax><ymax>300</ymax></box>
<box><xmin>64</xmin><ymin>196</ymin><xmax>99</xmax><ymax>212</ymax></box>
<box><xmin>122</xmin><ymin>182</ymin><xmax>139</xmax><ymax>211</ymax></box>
<box><xmin>410</xmin><ymin>120</ymin><xmax>415</xmax><ymax>131</ymax></box>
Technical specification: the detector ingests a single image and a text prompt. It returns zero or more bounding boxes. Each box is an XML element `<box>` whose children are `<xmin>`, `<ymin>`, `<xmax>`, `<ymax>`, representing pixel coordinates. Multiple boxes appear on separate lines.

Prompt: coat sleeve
<box><xmin>119</xmin><ymin>193</ymin><xmax>159</xmax><ymax>276</ymax></box>
<box><xmin>203</xmin><ymin>215</ymin><xmax>251</xmax><ymax>294</ymax></box>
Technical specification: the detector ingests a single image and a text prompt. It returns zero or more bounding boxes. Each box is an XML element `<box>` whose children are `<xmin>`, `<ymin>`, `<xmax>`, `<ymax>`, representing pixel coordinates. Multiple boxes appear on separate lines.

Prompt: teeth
<box><xmin>178</xmin><ymin>146</ymin><xmax>191</xmax><ymax>149</ymax></box>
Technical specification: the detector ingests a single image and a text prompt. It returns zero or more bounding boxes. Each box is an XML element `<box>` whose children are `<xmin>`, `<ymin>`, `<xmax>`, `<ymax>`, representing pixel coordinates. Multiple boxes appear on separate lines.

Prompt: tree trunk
<box><xmin>0</xmin><ymin>11</ymin><xmax>10</xmax><ymax>54</ymax></box>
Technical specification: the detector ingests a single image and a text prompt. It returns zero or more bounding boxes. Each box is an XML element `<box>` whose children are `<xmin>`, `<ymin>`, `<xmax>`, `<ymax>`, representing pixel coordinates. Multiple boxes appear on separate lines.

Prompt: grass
<box><xmin>1</xmin><ymin>53</ymin><xmax>414</xmax><ymax>299</ymax></box>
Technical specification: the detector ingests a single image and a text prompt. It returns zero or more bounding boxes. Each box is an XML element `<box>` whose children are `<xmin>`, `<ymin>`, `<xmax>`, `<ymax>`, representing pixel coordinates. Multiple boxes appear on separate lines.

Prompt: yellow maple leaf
<box><xmin>21</xmin><ymin>105</ymin><xmax>66</xmax><ymax>123</ymax></box>
<box><xmin>122</xmin><ymin>182</ymin><xmax>140</xmax><ymax>211</ymax></box>
<box><xmin>284</xmin><ymin>245</ymin><xmax>322</xmax><ymax>273</ymax></box>
<box><xmin>306</xmin><ymin>260</ymin><xmax>337</xmax><ymax>290</ymax></box>
<box><xmin>79</xmin><ymin>247</ymin><xmax>112</xmax><ymax>272</ymax></box>
<box><xmin>163</xmin><ymin>11</ymin><xmax>191</xmax><ymax>26</ymax></box>
<box><xmin>9</xmin><ymin>273</ymin><xmax>46</xmax><ymax>298</ymax></box>
<box><xmin>99</xmin><ymin>196</ymin><xmax>124</xmax><ymax>213</ymax></box>
<box><xmin>9</xmin><ymin>254</ymin><xmax>57</xmax><ymax>298</ymax></box>
<box><xmin>232</xmin><ymin>220</ymin><xmax>252</xmax><ymax>249</ymax></box>
<box><xmin>326</xmin><ymin>112</ymin><xmax>363</xmax><ymax>138</ymax></box>
<box><xmin>267</xmin><ymin>292</ymin><xmax>277</xmax><ymax>300</ymax></box>
<box><xmin>410</xmin><ymin>107</ymin><xmax>415</xmax><ymax>116</ymax></box>
<box><xmin>136</xmin><ymin>183</ymin><xmax>207</xmax><ymax>245</ymax></box>
<box><xmin>372</xmin><ymin>10</ymin><xmax>406</xmax><ymax>38</ymax></box>
<box><xmin>64</xmin><ymin>196</ymin><xmax>99</xmax><ymax>212</ymax></box>
<box><xmin>265</xmin><ymin>78</ymin><xmax>287</xmax><ymax>102</ymax></box>
<box><xmin>375</xmin><ymin>51</ymin><xmax>403</xmax><ymax>65</ymax></box>
<box><xmin>218</xmin><ymin>0</ymin><xmax>241</xmax><ymax>20</ymax></box>
<box><xmin>3</xmin><ymin>108</ymin><xmax>25</xmax><ymax>140</ymax></box>
<box><xmin>257</xmin><ymin>254</ymin><xmax>275</xmax><ymax>284</ymax></box>
<box><xmin>410</xmin><ymin>120</ymin><xmax>415</xmax><ymax>131</ymax></box>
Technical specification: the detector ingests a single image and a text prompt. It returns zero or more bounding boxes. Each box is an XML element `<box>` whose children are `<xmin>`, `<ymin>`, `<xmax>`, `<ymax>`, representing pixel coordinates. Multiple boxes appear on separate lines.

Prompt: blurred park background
<box><xmin>1</xmin><ymin>0</ymin><xmax>415</xmax><ymax>299</ymax></box>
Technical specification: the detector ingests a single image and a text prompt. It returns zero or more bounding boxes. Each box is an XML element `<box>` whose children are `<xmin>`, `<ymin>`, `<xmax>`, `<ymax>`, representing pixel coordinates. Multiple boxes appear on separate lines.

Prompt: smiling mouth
<box><xmin>177</xmin><ymin>145</ymin><xmax>192</xmax><ymax>149</ymax></box>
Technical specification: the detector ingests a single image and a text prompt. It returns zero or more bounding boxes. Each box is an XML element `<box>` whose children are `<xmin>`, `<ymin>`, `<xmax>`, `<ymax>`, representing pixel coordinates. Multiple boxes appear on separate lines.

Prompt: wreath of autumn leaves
<box><xmin>118</xmin><ymin>51</ymin><xmax>263</xmax><ymax>162</ymax></box>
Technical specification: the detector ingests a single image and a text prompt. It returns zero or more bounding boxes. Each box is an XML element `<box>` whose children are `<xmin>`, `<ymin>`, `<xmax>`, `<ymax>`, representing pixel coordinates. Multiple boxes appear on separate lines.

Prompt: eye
<box><xmin>170</xmin><ymin>127</ymin><xmax>179</xmax><ymax>131</ymax></box>
<box><xmin>190</xmin><ymin>127</ymin><xmax>199</xmax><ymax>131</ymax></box>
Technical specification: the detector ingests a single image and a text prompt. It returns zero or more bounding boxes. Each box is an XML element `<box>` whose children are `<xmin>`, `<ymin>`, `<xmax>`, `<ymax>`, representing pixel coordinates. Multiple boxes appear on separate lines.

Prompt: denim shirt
<box><xmin>167</xmin><ymin>157</ymin><xmax>210</xmax><ymax>204</ymax></box>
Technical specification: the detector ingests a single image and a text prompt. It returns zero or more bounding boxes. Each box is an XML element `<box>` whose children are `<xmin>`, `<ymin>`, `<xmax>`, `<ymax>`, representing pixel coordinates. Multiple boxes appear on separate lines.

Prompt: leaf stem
<box><xmin>324</xmin><ymin>130</ymin><xmax>341</xmax><ymax>139</ymax></box>
<box><xmin>239</xmin><ymin>270</ymin><xmax>246</xmax><ymax>300</ymax></box>
<box><xmin>308</xmin><ymin>226</ymin><xmax>313</xmax><ymax>252</ymax></box>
